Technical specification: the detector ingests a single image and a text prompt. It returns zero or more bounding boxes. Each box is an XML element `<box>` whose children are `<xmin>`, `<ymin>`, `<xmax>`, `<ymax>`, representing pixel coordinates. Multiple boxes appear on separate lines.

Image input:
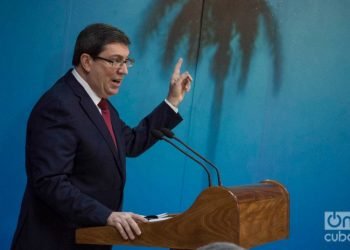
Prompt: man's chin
<box><xmin>108</xmin><ymin>88</ymin><xmax>120</xmax><ymax>97</ymax></box>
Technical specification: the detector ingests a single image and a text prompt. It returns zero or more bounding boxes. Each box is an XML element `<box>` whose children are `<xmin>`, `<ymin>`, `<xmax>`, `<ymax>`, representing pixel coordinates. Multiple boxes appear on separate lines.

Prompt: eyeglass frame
<box><xmin>93</xmin><ymin>55</ymin><xmax>135</xmax><ymax>68</ymax></box>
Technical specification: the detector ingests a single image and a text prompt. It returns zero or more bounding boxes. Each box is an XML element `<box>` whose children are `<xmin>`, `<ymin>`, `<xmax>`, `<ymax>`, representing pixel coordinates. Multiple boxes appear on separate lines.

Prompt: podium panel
<box><xmin>76</xmin><ymin>180</ymin><xmax>289</xmax><ymax>249</ymax></box>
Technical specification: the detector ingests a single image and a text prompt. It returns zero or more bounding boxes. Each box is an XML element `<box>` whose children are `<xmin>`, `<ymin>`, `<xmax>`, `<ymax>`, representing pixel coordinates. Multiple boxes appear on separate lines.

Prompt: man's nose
<box><xmin>118</xmin><ymin>63</ymin><xmax>128</xmax><ymax>75</ymax></box>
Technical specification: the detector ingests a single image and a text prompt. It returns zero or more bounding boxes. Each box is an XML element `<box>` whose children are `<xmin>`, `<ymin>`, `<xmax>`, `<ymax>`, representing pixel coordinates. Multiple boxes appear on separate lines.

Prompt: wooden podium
<box><xmin>76</xmin><ymin>180</ymin><xmax>289</xmax><ymax>249</ymax></box>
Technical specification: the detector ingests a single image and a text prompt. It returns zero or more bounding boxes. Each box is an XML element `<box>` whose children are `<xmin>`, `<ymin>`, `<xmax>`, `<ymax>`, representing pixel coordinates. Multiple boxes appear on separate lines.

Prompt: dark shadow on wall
<box><xmin>139</xmin><ymin>0</ymin><xmax>282</xmax><ymax>160</ymax></box>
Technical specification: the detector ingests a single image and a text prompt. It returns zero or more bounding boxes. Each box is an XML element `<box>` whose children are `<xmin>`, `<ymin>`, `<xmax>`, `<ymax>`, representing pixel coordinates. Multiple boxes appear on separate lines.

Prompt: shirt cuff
<box><xmin>164</xmin><ymin>99</ymin><xmax>179</xmax><ymax>113</ymax></box>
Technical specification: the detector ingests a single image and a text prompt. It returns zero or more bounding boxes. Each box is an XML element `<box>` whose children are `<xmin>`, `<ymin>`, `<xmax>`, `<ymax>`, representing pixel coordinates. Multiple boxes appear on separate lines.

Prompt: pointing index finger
<box><xmin>172</xmin><ymin>58</ymin><xmax>183</xmax><ymax>77</ymax></box>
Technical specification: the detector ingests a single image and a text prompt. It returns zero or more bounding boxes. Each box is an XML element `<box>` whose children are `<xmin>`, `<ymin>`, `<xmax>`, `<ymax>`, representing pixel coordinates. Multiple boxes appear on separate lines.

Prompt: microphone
<box><xmin>160</xmin><ymin>128</ymin><xmax>222</xmax><ymax>186</ymax></box>
<box><xmin>151</xmin><ymin>129</ymin><xmax>212</xmax><ymax>187</ymax></box>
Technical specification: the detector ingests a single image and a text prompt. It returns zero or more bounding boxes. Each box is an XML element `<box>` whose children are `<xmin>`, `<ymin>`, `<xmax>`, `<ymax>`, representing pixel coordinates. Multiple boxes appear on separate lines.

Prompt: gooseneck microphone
<box><xmin>151</xmin><ymin>129</ymin><xmax>212</xmax><ymax>187</ymax></box>
<box><xmin>160</xmin><ymin>128</ymin><xmax>222</xmax><ymax>186</ymax></box>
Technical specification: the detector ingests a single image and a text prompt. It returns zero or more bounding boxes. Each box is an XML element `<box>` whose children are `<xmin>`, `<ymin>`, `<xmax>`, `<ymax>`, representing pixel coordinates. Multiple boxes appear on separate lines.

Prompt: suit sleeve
<box><xmin>118</xmin><ymin>101</ymin><xmax>183</xmax><ymax>157</ymax></box>
<box><xmin>26</xmin><ymin>97</ymin><xmax>112</xmax><ymax>226</ymax></box>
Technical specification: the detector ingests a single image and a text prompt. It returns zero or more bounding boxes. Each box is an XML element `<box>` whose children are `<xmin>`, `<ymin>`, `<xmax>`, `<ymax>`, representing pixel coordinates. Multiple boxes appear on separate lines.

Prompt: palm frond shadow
<box><xmin>139</xmin><ymin>0</ymin><xmax>282</xmax><ymax>160</ymax></box>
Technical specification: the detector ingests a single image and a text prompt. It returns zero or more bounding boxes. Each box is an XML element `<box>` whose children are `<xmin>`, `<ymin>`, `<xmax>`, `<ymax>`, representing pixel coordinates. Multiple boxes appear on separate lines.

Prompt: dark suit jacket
<box><xmin>11</xmin><ymin>70</ymin><xmax>182</xmax><ymax>250</ymax></box>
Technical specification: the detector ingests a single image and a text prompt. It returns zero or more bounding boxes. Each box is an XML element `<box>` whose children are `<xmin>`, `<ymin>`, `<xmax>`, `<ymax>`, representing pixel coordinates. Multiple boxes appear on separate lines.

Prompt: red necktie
<box><xmin>98</xmin><ymin>99</ymin><xmax>117</xmax><ymax>146</ymax></box>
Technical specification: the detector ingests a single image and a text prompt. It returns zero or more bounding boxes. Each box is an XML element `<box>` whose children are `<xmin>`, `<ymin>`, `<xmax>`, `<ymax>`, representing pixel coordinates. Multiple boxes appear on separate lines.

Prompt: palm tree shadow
<box><xmin>139</xmin><ymin>0</ymin><xmax>282</xmax><ymax>161</ymax></box>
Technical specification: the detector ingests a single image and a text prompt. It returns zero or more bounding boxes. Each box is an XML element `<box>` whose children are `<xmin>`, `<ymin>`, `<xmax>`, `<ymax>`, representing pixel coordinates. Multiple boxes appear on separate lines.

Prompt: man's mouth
<box><xmin>112</xmin><ymin>79</ymin><xmax>122</xmax><ymax>84</ymax></box>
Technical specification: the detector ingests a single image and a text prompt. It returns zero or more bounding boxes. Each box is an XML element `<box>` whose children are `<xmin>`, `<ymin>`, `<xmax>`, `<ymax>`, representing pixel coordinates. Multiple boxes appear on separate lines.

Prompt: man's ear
<box><xmin>80</xmin><ymin>53</ymin><xmax>93</xmax><ymax>72</ymax></box>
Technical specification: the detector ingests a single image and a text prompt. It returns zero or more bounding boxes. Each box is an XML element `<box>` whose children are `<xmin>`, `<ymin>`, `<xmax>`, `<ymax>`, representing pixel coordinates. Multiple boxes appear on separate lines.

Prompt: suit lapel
<box><xmin>108</xmin><ymin>106</ymin><xmax>126</xmax><ymax>182</ymax></box>
<box><xmin>65</xmin><ymin>71</ymin><xmax>124</xmax><ymax>180</ymax></box>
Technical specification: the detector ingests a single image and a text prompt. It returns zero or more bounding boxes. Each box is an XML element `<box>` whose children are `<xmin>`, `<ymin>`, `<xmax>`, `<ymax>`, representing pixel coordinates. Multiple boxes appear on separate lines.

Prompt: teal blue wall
<box><xmin>1</xmin><ymin>0</ymin><xmax>350</xmax><ymax>249</ymax></box>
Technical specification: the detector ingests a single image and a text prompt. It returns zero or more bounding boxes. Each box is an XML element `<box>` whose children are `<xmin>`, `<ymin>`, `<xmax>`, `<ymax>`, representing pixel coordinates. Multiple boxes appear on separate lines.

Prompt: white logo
<box><xmin>325</xmin><ymin>211</ymin><xmax>350</xmax><ymax>230</ymax></box>
<box><xmin>324</xmin><ymin>211</ymin><xmax>350</xmax><ymax>243</ymax></box>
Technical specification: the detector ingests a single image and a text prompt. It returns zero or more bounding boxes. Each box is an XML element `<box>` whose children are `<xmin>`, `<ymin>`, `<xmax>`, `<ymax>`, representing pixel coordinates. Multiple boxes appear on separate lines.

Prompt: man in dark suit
<box><xmin>11</xmin><ymin>23</ymin><xmax>192</xmax><ymax>250</ymax></box>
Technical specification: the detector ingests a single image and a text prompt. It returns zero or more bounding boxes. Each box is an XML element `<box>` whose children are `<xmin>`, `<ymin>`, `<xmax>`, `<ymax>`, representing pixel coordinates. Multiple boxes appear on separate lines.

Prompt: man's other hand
<box><xmin>106</xmin><ymin>212</ymin><xmax>147</xmax><ymax>240</ymax></box>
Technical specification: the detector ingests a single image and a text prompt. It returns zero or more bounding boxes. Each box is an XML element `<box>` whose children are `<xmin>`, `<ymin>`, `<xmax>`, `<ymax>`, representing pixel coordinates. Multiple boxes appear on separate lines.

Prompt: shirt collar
<box><xmin>71</xmin><ymin>68</ymin><xmax>101</xmax><ymax>106</ymax></box>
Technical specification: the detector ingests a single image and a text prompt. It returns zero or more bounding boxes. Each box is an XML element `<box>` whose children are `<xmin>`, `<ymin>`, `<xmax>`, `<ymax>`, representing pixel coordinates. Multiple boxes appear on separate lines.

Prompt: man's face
<box><xmin>86</xmin><ymin>43</ymin><xmax>130</xmax><ymax>98</ymax></box>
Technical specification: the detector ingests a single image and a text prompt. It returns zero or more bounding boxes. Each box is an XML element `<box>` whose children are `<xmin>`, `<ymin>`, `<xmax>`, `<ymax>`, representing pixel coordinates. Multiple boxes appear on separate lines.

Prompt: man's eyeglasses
<box><xmin>93</xmin><ymin>56</ymin><xmax>134</xmax><ymax>68</ymax></box>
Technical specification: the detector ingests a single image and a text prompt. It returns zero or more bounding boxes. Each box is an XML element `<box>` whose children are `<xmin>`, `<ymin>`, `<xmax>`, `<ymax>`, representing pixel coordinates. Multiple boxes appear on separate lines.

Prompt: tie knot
<box><xmin>98</xmin><ymin>99</ymin><xmax>109</xmax><ymax>111</ymax></box>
